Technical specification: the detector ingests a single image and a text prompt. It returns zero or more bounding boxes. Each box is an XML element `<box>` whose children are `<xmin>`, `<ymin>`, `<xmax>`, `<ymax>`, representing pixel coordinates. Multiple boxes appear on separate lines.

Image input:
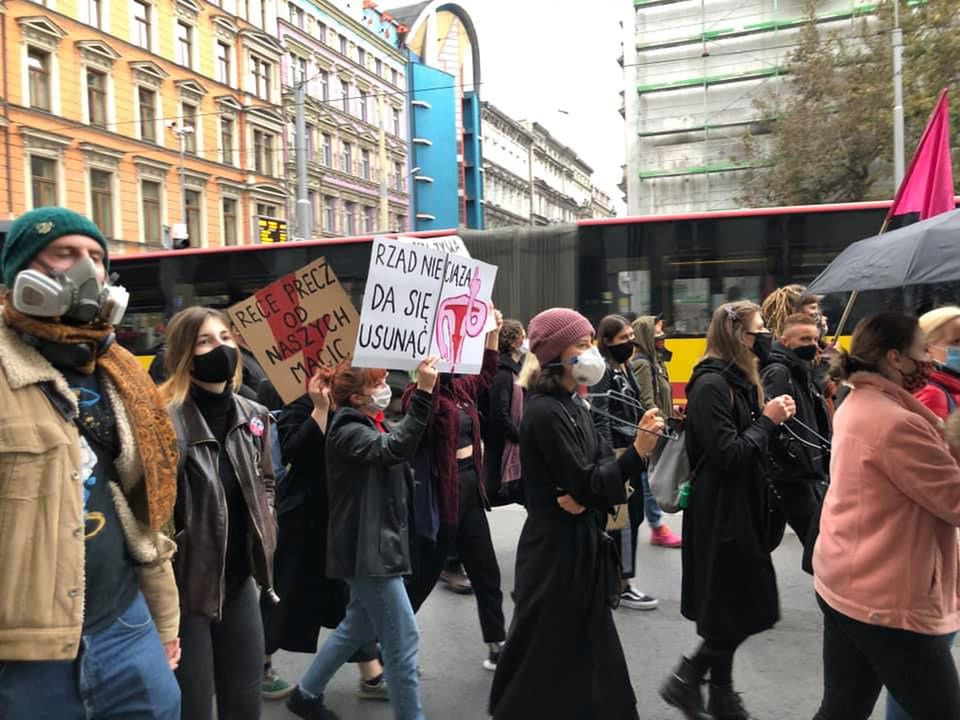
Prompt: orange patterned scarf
<box><xmin>3</xmin><ymin>303</ymin><xmax>178</xmax><ymax>531</ymax></box>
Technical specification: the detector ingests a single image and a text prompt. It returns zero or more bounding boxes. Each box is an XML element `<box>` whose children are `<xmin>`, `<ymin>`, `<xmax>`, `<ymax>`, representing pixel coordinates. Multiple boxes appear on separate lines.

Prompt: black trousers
<box><xmin>178</xmin><ymin>577</ymin><xmax>264</xmax><ymax>720</ymax></box>
<box><xmin>814</xmin><ymin>594</ymin><xmax>960</xmax><ymax>720</ymax></box>
<box><xmin>455</xmin><ymin>464</ymin><xmax>506</xmax><ymax>643</ymax></box>
<box><xmin>405</xmin><ymin>464</ymin><xmax>506</xmax><ymax>643</ymax></box>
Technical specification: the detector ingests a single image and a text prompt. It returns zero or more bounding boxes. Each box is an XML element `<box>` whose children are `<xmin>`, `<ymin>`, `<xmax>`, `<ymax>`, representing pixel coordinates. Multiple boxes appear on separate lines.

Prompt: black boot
<box><xmin>286</xmin><ymin>686</ymin><xmax>340</xmax><ymax>720</ymax></box>
<box><xmin>708</xmin><ymin>683</ymin><xmax>755</xmax><ymax>720</ymax></box>
<box><xmin>660</xmin><ymin>657</ymin><xmax>711</xmax><ymax>720</ymax></box>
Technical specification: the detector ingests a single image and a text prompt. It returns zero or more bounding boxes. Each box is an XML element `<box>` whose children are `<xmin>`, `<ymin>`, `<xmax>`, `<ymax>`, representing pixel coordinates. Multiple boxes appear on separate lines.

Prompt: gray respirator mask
<box><xmin>10</xmin><ymin>255</ymin><xmax>129</xmax><ymax>326</ymax></box>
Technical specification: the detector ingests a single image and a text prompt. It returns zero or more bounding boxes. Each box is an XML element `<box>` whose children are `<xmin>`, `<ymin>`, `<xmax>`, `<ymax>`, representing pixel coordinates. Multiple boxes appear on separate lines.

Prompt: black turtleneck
<box><xmin>190</xmin><ymin>383</ymin><xmax>251</xmax><ymax>595</ymax></box>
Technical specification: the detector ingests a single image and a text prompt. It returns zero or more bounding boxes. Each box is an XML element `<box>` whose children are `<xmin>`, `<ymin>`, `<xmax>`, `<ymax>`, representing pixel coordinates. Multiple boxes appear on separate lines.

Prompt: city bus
<box><xmin>104</xmin><ymin>199</ymin><xmax>960</xmax><ymax>398</ymax></box>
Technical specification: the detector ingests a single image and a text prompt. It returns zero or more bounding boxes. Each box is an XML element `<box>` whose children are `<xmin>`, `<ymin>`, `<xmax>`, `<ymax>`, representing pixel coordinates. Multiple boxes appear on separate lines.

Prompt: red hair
<box><xmin>317</xmin><ymin>361</ymin><xmax>387</xmax><ymax>409</ymax></box>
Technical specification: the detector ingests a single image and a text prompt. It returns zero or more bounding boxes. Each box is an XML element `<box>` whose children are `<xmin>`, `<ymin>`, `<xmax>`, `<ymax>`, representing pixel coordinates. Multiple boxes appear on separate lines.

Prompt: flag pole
<box><xmin>829</xmin><ymin>87</ymin><xmax>951</xmax><ymax>343</ymax></box>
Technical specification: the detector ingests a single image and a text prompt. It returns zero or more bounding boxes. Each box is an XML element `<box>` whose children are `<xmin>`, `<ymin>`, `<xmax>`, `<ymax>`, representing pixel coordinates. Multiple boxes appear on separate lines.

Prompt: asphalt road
<box><xmin>263</xmin><ymin>506</ymin><xmax>940</xmax><ymax>720</ymax></box>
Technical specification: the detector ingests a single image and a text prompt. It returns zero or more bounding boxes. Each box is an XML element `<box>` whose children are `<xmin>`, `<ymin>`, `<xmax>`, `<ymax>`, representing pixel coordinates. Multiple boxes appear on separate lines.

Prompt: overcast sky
<box><xmin>463</xmin><ymin>0</ymin><xmax>628</xmax><ymax>213</ymax></box>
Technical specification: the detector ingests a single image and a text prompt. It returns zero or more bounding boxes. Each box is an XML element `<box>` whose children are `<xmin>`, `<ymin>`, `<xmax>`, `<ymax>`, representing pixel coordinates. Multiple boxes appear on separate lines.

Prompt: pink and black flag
<box><xmin>887</xmin><ymin>89</ymin><xmax>955</xmax><ymax>229</ymax></box>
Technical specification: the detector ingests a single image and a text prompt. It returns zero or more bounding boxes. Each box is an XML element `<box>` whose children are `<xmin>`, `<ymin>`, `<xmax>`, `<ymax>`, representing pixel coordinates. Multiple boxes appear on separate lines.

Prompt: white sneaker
<box><xmin>620</xmin><ymin>586</ymin><xmax>659</xmax><ymax>610</ymax></box>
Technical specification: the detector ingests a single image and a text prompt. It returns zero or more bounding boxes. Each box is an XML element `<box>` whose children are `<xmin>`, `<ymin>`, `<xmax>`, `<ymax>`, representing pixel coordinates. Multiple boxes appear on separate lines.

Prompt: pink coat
<box><xmin>814</xmin><ymin>371</ymin><xmax>960</xmax><ymax>636</ymax></box>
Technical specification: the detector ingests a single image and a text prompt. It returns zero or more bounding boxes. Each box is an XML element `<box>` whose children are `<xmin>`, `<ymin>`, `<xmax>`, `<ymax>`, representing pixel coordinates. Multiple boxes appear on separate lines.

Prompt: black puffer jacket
<box><xmin>170</xmin><ymin>393</ymin><xmax>277</xmax><ymax>620</ymax></box>
<box><xmin>325</xmin><ymin>389</ymin><xmax>433</xmax><ymax>579</ymax></box>
<box><xmin>761</xmin><ymin>343</ymin><xmax>831</xmax><ymax>487</ymax></box>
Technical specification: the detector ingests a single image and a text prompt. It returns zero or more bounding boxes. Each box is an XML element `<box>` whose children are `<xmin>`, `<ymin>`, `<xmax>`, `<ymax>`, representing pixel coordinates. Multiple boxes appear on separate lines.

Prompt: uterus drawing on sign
<box><xmin>434</xmin><ymin>268</ymin><xmax>488</xmax><ymax>369</ymax></box>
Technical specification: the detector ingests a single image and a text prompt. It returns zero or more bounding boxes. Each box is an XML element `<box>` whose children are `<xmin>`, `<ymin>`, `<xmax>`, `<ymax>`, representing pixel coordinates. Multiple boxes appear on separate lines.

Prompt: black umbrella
<box><xmin>806</xmin><ymin>208</ymin><xmax>960</xmax><ymax>294</ymax></box>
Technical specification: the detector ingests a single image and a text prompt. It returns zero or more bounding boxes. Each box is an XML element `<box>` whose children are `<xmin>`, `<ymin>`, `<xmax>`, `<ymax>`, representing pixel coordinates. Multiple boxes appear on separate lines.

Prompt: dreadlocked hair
<box><xmin>762</xmin><ymin>284</ymin><xmax>806</xmax><ymax>338</ymax></box>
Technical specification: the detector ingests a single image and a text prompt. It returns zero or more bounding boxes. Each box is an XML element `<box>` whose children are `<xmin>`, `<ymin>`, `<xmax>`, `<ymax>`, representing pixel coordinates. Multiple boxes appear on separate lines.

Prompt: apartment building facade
<box><xmin>1</xmin><ymin>0</ymin><xmax>292</xmax><ymax>249</ymax></box>
<box><xmin>279</xmin><ymin>0</ymin><xmax>410</xmax><ymax>238</ymax></box>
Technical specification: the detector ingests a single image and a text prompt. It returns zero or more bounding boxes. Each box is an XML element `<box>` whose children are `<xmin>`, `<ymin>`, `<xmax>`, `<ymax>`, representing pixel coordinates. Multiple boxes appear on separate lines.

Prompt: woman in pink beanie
<box><xmin>489</xmin><ymin>308</ymin><xmax>664</xmax><ymax>720</ymax></box>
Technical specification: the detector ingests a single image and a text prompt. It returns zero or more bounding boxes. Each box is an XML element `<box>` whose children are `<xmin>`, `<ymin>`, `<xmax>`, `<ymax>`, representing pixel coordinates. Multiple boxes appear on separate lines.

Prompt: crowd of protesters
<box><xmin>2</xmin><ymin>206</ymin><xmax>959</xmax><ymax>720</ymax></box>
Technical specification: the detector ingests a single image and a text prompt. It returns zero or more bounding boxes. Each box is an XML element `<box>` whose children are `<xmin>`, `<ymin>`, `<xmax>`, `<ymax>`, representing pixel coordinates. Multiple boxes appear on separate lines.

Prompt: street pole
<box><xmin>294</xmin><ymin>80</ymin><xmax>312</xmax><ymax>240</ymax></box>
<box><xmin>892</xmin><ymin>0</ymin><xmax>905</xmax><ymax>188</ymax></box>
<box><xmin>178</xmin><ymin>125</ymin><xmax>186</xmax><ymax>231</ymax></box>
<box><xmin>378</xmin><ymin>89</ymin><xmax>389</xmax><ymax>231</ymax></box>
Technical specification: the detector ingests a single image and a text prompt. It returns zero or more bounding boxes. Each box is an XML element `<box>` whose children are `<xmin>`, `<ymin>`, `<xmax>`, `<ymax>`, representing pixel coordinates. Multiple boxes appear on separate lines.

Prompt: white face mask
<box><xmin>570</xmin><ymin>346</ymin><xmax>606</xmax><ymax>386</ymax></box>
<box><xmin>520</xmin><ymin>340</ymin><xmax>530</xmax><ymax>355</ymax></box>
<box><xmin>368</xmin><ymin>385</ymin><xmax>392</xmax><ymax>411</ymax></box>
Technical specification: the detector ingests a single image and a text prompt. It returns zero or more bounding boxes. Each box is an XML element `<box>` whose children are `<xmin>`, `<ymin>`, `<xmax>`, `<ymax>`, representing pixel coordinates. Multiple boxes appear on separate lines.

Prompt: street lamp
<box><xmin>167</xmin><ymin>120</ymin><xmax>195</xmax><ymax>249</ymax></box>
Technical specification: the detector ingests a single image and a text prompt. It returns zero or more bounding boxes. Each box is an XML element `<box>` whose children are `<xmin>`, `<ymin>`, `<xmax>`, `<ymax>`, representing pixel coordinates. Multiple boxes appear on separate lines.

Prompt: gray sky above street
<box><xmin>463</xmin><ymin>0</ymin><xmax>628</xmax><ymax>214</ymax></box>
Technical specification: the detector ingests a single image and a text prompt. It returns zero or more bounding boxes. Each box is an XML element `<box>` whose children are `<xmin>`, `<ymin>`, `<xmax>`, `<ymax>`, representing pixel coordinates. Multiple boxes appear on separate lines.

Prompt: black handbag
<box><xmin>599</xmin><ymin>529</ymin><xmax>623</xmax><ymax>610</ymax></box>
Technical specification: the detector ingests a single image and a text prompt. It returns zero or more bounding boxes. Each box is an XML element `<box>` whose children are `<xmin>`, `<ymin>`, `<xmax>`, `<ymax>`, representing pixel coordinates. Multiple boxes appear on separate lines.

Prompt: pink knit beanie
<box><xmin>528</xmin><ymin>308</ymin><xmax>595</xmax><ymax>366</ymax></box>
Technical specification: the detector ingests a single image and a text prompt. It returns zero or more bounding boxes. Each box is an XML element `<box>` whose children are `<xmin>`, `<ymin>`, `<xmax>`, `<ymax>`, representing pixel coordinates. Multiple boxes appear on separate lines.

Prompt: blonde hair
<box><xmin>517</xmin><ymin>351</ymin><xmax>541</xmax><ymax>390</ymax></box>
<box><xmin>761</xmin><ymin>284</ymin><xmax>806</xmax><ymax>338</ymax></box>
<box><xmin>159</xmin><ymin>306</ymin><xmax>243</xmax><ymax>406</ymax></box>
<box><xmin>703</xmin><ymin>301</ymin><xmax>763</xmax><ymax>402</ymax></box>
<box><xmin>919</xmin><ymin>306</ymin><xmax>960</xmax><ymax>345</ymax></box>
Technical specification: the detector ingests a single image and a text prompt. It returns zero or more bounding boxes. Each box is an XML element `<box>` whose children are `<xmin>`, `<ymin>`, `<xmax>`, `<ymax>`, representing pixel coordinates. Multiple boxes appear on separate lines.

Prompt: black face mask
<box><xmin>747</xmin><ymin>331</ymin><xmax>773</xmax><ymax>363</ymax></box>
<box><xmin>793</xmin><ymin>343</ymin><xmax>818</xmax><ymax>362</ymax></box>
<box><xmin>608</xmin><ymin>341</ymin><xmax>634</xmax><ymax>365</ymax></box>
<box><xmin>192</xmin><ymin>344</ymin><xmax>239</xmax><ymax>384</ymax></box>
<box><xmin>658</xmin><ymin>348</ymin><xmax>674</xmax><ymax>363</ymax></box>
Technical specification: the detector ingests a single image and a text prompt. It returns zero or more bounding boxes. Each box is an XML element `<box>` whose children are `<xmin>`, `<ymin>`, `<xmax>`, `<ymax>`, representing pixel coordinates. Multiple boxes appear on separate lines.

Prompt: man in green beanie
<box><xmin>0</xmin><ymin>207</ymin><xmax>182</xmax><ymax>719</ymax></box>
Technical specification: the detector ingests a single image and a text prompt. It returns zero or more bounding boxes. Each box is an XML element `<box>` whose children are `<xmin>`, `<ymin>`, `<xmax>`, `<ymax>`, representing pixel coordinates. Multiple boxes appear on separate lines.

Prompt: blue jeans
<box><xmin>0</xmin><ymin>592</ymin><xmax>180</xmax><ymax>720</ymax></box>
<box><xmin>640</xmin><ymin>472</ymin><xmax>664</xmax><ymax>528</ymax></box>
<box><xmin>300</xmin><ymin>576</ymin><xmax>423</xmax><ymax>720</ymax></box>
<box><xmin>885</xmin><ymin>632</ymin><xmax>958</xmax><ymax>719</ymax></box>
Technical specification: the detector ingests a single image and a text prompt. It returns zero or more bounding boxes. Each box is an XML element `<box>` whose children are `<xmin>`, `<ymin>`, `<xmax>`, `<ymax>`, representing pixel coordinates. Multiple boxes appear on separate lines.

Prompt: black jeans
<box><xmin>177</xmin><ymin>578</ymin><xmax>264</xmax><ymax>720</ymax></box>
<box><xmin>455</xmin><ymin>463</ymin><xmax>506</xmax><ymax>643</ymax></box>
<box><xmin>814</xmin><ymin>594</ymin><xmax>960</xmax><ymax>720</ymax></box>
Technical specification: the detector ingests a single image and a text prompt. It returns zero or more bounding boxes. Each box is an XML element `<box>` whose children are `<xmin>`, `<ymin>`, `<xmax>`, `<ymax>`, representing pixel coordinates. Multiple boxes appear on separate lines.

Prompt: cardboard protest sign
<box><xmin>226</xmin><ymin>257</ymin><xmax>360</xmax><ymax>404</ymax></box>
<box><xmin>353</xmin><ymin>237</ymin><xmax>497</xmax><ymax>373</ymax></box>
<box><xmin>397</xmin><ymin>234</ymin><xmax>471</xmax><ymax>258</ymax></box>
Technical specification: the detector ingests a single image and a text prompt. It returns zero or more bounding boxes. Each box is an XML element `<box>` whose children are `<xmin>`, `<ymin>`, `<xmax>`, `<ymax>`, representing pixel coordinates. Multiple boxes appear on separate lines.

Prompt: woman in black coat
<box><xmin>660</xmin><ymin>302</ymin><xmax>795</xmax><ymax>720</ymax></box>
<box><xmin>263</xmin><ymin>371</ymin><xmax>387</xmax><ymax>700</ymax></box>
<box><xmin>489</xmin><ymin>308</ymin><xmax>663</xmax><ymax>720</ymax></box>
<box><xmin>483</xmin><ymin>320</ymin><xmax>526</xmax><ymax>506</ymax></box>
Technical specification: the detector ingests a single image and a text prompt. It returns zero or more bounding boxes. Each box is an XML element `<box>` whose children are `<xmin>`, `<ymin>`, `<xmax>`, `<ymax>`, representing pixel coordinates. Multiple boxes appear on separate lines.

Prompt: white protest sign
<box><xmin>353</xmin><ymin>238</ymin><xmax>448</xmax><ymax>371</ymax></box>
<box><xmin>430</xmin><ymin>253</ymin><xmax>497</xmax><ymax>374</ymax></box>
<box><xmin>353</xmin><ymin>237</ymin><xmax>497</xmax><ymax>373</ymax></box>
<box><xmin>397</xmin><ymin>234</ymin><xmax>471</xmax><ymax>258</ymax></box>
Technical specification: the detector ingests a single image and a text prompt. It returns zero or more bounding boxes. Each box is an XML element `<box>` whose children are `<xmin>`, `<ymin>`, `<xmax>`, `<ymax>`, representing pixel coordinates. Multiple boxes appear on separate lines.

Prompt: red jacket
<box><xmin>402</xmin><ymin>349</ymin><xmax>498</xmax><ymax>527</ymax></box>
<box><xmin>915</xmin><ymin>369</ymin><xmax>960</xmax><ymax>420</ymax></box>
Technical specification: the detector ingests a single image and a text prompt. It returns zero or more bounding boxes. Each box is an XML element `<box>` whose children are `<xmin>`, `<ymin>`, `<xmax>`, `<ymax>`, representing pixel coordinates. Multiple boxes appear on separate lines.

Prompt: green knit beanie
<box><xmin>1</xmin><ymin>207</ymin><xmax>109</xmax><ymax>287</ymax></box>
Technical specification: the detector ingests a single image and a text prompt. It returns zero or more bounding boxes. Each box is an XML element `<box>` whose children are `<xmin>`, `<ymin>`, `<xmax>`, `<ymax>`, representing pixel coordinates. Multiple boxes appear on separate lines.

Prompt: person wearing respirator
<box><xmin>489</xmin><ymin>308</ymin><xmax>664</xmax><ymax>720</ymax></box>
<box><xmin>0</xmin><ymin>207</ymin><xmax>181</xmax><ymax>719</ymax></box>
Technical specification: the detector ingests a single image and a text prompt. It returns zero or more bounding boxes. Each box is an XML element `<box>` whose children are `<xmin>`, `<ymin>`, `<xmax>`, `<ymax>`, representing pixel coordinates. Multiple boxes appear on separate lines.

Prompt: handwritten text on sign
<box><xmin>226</xmin><ymin>257</ymin><xmax>360</xmax><ymax>404</ymax></box>
<box><xmin>396</xmin><ymin>234</ymin><xmax>471</xmax><ymax>258</ymax></box>
<box><xmin>353</xmin><ymin>238</ymin><xmax>497</xmax><ymax>374</ymax></box>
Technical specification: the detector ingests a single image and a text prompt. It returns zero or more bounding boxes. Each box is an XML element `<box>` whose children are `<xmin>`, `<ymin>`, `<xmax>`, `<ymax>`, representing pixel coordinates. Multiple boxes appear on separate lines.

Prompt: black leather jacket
<box><xmin>170</xmin><ymin>394</ymin><xmax>277</xmax><ymax>620</ymax></box>
<box><xmin>325</xmin><ymin>389</ymin><xmax>433</xmax><ymax>579</ymax></box>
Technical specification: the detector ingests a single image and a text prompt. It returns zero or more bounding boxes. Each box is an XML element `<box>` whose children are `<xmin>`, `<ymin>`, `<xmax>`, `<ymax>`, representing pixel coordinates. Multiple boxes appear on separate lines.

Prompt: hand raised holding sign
<box><xmin>416</xmin><ymin>356</ymin><xmax>440</xmax><ymax>393</ymax></box>
<box><xmin>308</xmin><ymin>369</ymin><xmax>331</xmax><ymax>432</ymax></box>
<box><xmin>485</xmin><ymin>307</ymin><xmax>503</xmax><ymax>350</ymax></box>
